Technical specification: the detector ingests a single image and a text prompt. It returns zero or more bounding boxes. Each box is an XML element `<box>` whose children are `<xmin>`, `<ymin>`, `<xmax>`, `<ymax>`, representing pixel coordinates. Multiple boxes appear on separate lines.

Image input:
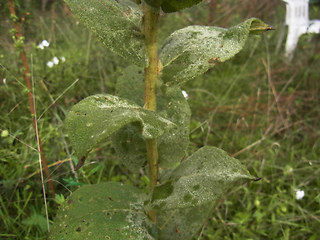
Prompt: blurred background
<box><xmin>0</xmin><ymin>0</ymin><xmax>319</xmax><ymax>239</ymax></box>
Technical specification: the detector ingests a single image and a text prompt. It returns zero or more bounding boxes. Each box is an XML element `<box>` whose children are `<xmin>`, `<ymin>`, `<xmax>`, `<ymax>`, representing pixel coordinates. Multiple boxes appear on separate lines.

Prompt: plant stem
<box><xmin>143</xmin><ymin>2</ymin><xmax>160</xmax><ymax>222</ymax></box>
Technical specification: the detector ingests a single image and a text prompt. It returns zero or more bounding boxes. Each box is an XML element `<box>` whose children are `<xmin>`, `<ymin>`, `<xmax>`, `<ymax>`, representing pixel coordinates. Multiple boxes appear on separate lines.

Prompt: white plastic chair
<box><xmin>284</xmin><ymin>0</ymin><xmax>320</xmax><ymax>60</ymax></box>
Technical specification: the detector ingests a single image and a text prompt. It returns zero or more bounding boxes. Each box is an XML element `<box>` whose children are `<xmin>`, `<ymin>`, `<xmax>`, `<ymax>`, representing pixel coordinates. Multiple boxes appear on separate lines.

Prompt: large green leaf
<box><xmin>64</xmin><ymin>0</ymin><xmax>146</xmax><ymax>66</ymax></box>
<box><xmin>160</xmin><ymin>18</ymin><xmax>272</xmax><ymax>85</ymax></box>
<box><xmin>112</xmin><ymin>66</ymin><xmax>146</xmax><ymax>171</ymax></box>
<box><xmin>161</xmin><ymin>0</ymin><xmax>203</xmax><ymax>13</ymax></box>
<box><xmin>144</xmin><ymin>0</ymin><xmax>202</xmax><ymax>13</ymax></box>
<box><xmin>150</xmin><ymin>146</ymin><xmax>255</xmax><ymax>240</ymax></box>
<box><xmin>66</xmin><ymin>94</ymin><xmax>175</xmax><ymax>159</ymax></box>
<box><xmin>112</xmin><ymin>66</ymin><xmax>190</xmax><ymax>171</ymax></box>
<box><xmin>49</xmin><ymin>182</ymin><xmax>155</xmax><ymax>240</ymax></box>
<box><xmin>157</xmin><ymin>87</ymin><xmax>191</xmax><ymax>168</ymax></box>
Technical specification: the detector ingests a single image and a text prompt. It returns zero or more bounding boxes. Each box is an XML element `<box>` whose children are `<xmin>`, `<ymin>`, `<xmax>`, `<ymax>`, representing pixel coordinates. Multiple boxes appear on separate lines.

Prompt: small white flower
<box><xmin>53</xmin><ymin>57</ymin><xmax>59</xmax><ymax>65</ymax></box>
<box><xmin>38</xmin><ymin>43</ymin><xmax>44</xmax><ymax>49</ymax></box>
<box><xmin>296</xmin><ymin>189</ymin><xmax>305</xmax><ymax>200</ymax></box>
<box><xmin>61</xmin><ymin>56</ymin><xmax>66</xmax><ymax>62</ymax></box>
<box><xmin>47</xmin><ymin>61</ymin><xmax>54</xmax><ymax>68</ymax></box>
<box><xmin>182</xmin><ymin>90</ymin><xmax>189</xmax><ymax>99</ymax></box>
<box><xmin>41</xmin><ymin>40</ymin><xmax>49</xmax><ymax>47</ymax></box>
<box><xmin>38</xmin><ymin>40</ymin><xmax>49</xmax><ymax>50</ymax></box>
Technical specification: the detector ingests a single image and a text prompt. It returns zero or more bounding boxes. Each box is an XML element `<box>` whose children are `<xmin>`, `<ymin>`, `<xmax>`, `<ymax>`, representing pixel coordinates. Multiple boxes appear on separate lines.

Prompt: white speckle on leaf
<box><xmin>182</xmin><ymin>90</ymin><xmax>188</xmax><ymax>99</ymax></box>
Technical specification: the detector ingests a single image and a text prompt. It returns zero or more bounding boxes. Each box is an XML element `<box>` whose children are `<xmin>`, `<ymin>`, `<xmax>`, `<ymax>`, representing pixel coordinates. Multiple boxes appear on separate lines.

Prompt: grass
<box><xmin>0</xmin><ymin>1</ymin><xmax>319</xmax><ymax>239</ymax></box>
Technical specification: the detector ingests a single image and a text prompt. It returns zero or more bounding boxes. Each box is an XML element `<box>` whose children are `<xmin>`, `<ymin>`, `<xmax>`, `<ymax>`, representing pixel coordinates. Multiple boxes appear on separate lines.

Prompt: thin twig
<box><xmin>29</xmin><ymin>53</ymin><xmax>50</xmax><ymax>231</ymax></box>
<box><xmin>24</xmin><ymin>158</ymin><xmax>72</xmax><ymax>180</ymax></box>
<box><xmin>38</xmin><ymin>78</ymin><xmax>79</xmax><ymax>120</ymax></box>
<box><xmin>38</xmin><ymin>79</ymin><xmax>78</xmax><ymax>179</ymax></box>
<box><xmin>262</xmin><ymin>51</ymin><xmax>287</xmax><ymax>128</ymax></box>
<box><xmin>0</xmin><ymin>129</ymin><xmax>39</xmax><ymax>152</ymax></box>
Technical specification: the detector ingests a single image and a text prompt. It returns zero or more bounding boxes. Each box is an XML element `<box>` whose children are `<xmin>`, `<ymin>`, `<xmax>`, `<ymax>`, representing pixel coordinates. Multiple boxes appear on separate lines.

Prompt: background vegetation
<box><xmin>0</xmin><ymin>0</ymin><xmax>319</xmax><ymax>239</ymax></box>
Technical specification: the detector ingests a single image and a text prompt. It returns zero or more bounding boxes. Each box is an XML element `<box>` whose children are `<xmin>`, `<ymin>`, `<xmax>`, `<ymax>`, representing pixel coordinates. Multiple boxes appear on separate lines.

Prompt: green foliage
<box><xmin>2</xmin><ymin>1</ymin><xmax>320</xmax><ymax>239</ymax></box>
<box><xmin>49</xmin><ymin>182</ymin><xmax>155</xmax><ymax>240</ymax></box>
<box><xmin>152</xmin><ymin>146</ymin><xmax>254</xmax><ymax>209</ymax></box>
<box><xmin>22</xmin><ymin>210</ymin><xmax>49</xmax><ymax>232</ymax></box>
<box><xmin>145</xmin><ymin>0</ymin><xmax>203</xmax><ymax>13</ymax></box>
<box><xmin>54</xmin><ymin>0</ymin><xmax>272</xmax><ymax>239</ymax></box>
<box><xmin>151</xmin><ymin>146</ymin><xmax>254</xmax><ymax>240</ymax></box>
<box><xmin>112</xmin><ymin>65</ymin><xmax>191</xmax><ymax>170</ymax></box>
<box><xmin>65</xmin><ymin>94</ymin><xmax>175</xmax><ymax>159</ymax></box>
<box><xmin>160</xmin><ymin>18</ymin><xmax>271</xmax><ymax>85</ymax></box>
<box><xmin>64</xmin><ymin>0</ymin><xmax>146</xmax><ymax>66</ymax></box>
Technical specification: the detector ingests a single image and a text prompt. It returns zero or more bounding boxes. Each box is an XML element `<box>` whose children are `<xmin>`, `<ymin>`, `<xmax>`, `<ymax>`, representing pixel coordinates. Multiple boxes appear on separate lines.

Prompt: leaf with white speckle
<box><xmin>65</xmin><ymin>0</ymin><xmax>146</xmax><ymax>66</ymax></box>
<box><xmin>112</xmin><ymin>66</ymin><xmax>191</xmax><ymax>171</ymax></box>
<box><xmin>145</xmin><ymin>0</ymin><xmax>202</xmax><ymax>13</ymax></box>
<box><xmin>66</xmin><ymin>94</ymin><xmax>175</xmax><ymax>160</ymax></box>
<box><xmin>49</xmin><ymin>182</ymin><xmax>155</xmax><ymax>240</ymax></box>
<box><xmin>160</xmin><ymin>18</ymin><xmax>271</xmax><ymax>85</ymax></box>
<box><xmin>150</xmin><ymin>146</ymin><xmax>255</xmax><ymax>240</ymax></box>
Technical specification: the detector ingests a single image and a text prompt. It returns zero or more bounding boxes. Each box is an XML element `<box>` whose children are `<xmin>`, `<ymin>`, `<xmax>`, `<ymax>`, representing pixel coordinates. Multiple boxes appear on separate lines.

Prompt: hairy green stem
<box><xmin>143</xmin><ymin>2</ymin><xmax>160</xmax><ymax>222</ymax></box>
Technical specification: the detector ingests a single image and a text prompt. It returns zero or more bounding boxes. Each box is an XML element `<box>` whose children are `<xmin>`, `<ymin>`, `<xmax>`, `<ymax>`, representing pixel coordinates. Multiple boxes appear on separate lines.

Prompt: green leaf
<box><xmin>156</xmin><ymin>87</ymin><xmax>191</xmax><ymax>168</ymax></box>
<box><xmin>112</xmin><ymin>66</ymin><xmax>190</xmax><ymax>171</ymax></box>
<box><xmin>49</xmin><ymin>182</ymin><xmax>155</xmax><ymax>240</ymax></box>
<box><xmin>22</xmin><ymin>211</ymin><xmax>49</xmax><ymax>231</ymax></box>
<box><xmin>161</xmin><ymin>0</ymin><xmax>203</xmax><ymax>13</ymax></box>
<box><xmin>55</xmin><ymin>193</ymin><xmax>66</xmax><ymax>205</ymax></box>
<box><xmin>160</xmin><ymin>18</ymin><xmax>271</xmax><ymax>85</ymax></box>
<box><xmin>64</xmin><ymin>0</ymin><xmax>146</xmax><ymax>66</ymax></box>
<box><xmin>143</xmin><ymin>0</ymin><xmax>163</xmax><ymax>8</ymax></box>
<box><xmin>66</xmin><ymin>94</ymin><xmax>175</xmax><ymax>159</ymax></box>
<box><xmin>150</xmin><ymin>146</ymin><xmax>255</xmax><ymax>240</ymax></box>
<box><xmin>144</xmin><ymin>0</ymin><xmax>202</xmax><ymax>13</ymax></box>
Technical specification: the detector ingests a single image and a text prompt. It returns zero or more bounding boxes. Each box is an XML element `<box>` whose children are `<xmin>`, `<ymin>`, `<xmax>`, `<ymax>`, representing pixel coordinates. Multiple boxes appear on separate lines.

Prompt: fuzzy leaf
<box><xmin>151</xmin><ymin>146</ymin><xmax>255</xmax><ymax>240</ymax></box>
<box><xmin>161</xmin><ymin>0</ymin><xmax>203</xmax><ymax>13</ymax></box>
<box><xmin>144</xmin><ymin>0</ymin><xmax>201</xmax><ymax>12</ymax></box>
<box><xmin>157</xmin><ymin>87</ymin><xmax>191</xmax><ymax>168</ymax></box>
<box><xmin>49</xmin><ymin>182</ymin><xmax>155</xmax><ymax>240</ymax></box>
<box><xmin>160</xmin><ymin>18</ymin><xmax>272</xmax><ymax>85</ymax></box>
<box><xmin>66</xmin><ymin>94</ymin><xmax>175</xmax><ymax>159</ymax></box>
<box><xmin>144</xmin><ymin>0</ymin><xmax>202</xmax><ymax>12</ymax></box>
<box><xmin>112</xmin><ymin>66</ymin><xmax>190</xmax><ymax>171</ymax></box>
<box><xmin>64</xmin><ymin>0</ymin><xmax>146</xmax><ymax>66</ymax></box>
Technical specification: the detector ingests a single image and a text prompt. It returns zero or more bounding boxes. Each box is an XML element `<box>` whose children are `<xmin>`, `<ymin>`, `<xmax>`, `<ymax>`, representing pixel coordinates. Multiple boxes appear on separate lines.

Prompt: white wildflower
<box><xmin>61</xmin><ymin>56</ymin><xmax>66</xmax><ymax>62</ymax></box>
<box><xmin>182</xmin><ymin>90</ymin><xmax>189</xmax><ymax>99</ymax></box>
<box><xmin>47</xmin><ymin>61</ymin><xmax>54</xmax><ymax>68</ymax></box>
<box><xmin>296</xmin><ymin>189</ymin><xmax>305</xmax><ymax>200</ymax></box>
<box><xmin>38</xmin><ymin>40</ymin><xmax>49</xmax><ymax>49</ymax></box>
<box><xmin>41</xmin><ymin>40</ymin><xmax>49</xmax><ymax>47</ymax></box>
<box><xmin>53</xmin><ymin>57</ymin><xmax>59</xmax><ymax>65</ymax></box>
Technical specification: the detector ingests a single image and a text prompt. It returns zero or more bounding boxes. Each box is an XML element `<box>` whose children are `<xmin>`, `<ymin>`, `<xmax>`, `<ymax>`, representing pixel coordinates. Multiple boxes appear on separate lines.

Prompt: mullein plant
<box><xmin>50</xmin><ymin>0</ymin><xmax>272</xmax><ymax>239</ymax></box>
